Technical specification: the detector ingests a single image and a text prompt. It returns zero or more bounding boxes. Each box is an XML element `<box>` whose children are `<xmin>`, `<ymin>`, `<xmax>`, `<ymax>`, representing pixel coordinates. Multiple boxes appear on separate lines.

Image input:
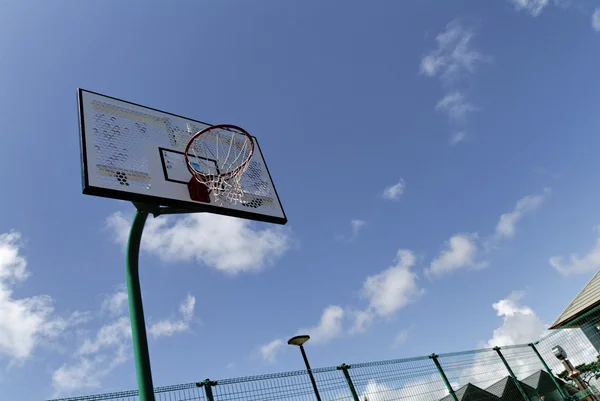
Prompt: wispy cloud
<box><xmin>450</xmin><ymin>131</ymin><xmax>467</xmax><ymax>145</ymax></box>
<box><xmin>101</xmin><ymin>284</ymin><xmax>128</xmax><ymax>316</ymax></box>
<box><xmin>435</xmin><ymin>92</ymin><xmax>477</xmax><ymax>122</ymax></box>
<box><xmin>257</xmin><ymin>252</ymin><xmax>422</xmax><ymax>353</ymax></box>
<box><xmin>352</xmin><ymin>250</ymin><xmax>424</xmax><ymax>332</ymax></box>
<box><xmin>421</xmin><ymin>21</ymin><xmax>488</xmax><ymax>144</ymax></box>
<box><xmin>508</xmin><ymin>0</ymin><xmax>549</xmax><ymax>17</ymax></box>
<box><xmin>392</xmin><ymin>329</ymin><xmax>410</xmax><ymax>348</ymax></box>
<box><xmin>336</xmin><ymin>219</ymin><xmax>367</xmax><ymax>242</ymax></box>
<box><xmin>0</xmin><ymin>232</ymin><xmax>85</xmax><ymax>364</ymax></box>
<box><xmin>51</xmin><ymin>288</ymin><xmax>196</xmax><ymax>396</ymax></box>
<box><xmin>494</xmin><ymin>189</ymin><xmax>549</xmax><ymax>241</ymax></box>
<box><xmin>428</xmin><ymin>189</ymin><xmax>549</xmax><ymax>279</ymax></box>
<box><xmin>257</xmin><ymin>305</ymin><xmax>345</xmax><ymax>363</ymax></box>
<box><xmin>298</xmin><ymin>305</ymin><xmax>345</xmax><ymax>344</ymax></box>
<box><xmin>149</xmin><ymin>294</ymin><xmax>196</xmax><ymax>338</ymax></box>
<box><xmin>593</xmin><ymin>8</ymin><xmax>600</xmax><ymax>31</ymax></box>
<box><xmin>258</xmin><ymin>339</ymin><xmax>284</xmax><ymax>363</ymax></box>
<box><xmin>507</xmin><ymin>0</ymin><xmax>600</xmax><ymax>32</ymax></box>
<box><xmin>351</xmin><ymin>220</ymin><xmax>366</xmax><ymax>239</ymax></box>
<box><xmin>107</xmin><ymin>212</ymin><xmax>291</xmax><ymax>275</ymax></box>
<box><xmin>550</xmin><ymin>226</ymin><xmax>600</xmax><ymax>276</ymax></box>
<box><xmin>426</xmin><ymin>233</ymin><xmax>488</xmax><ymax>278</ymax></box>
<box><xmin>420</xmin><ymin>21</ymin><xmax>487</xmax><ymax>84</ymax></box>
<box><xmin>360</xmin><ymin>376</ymin><xmax>450</xmax><ymax>401</ymax></box>
<box><xmin>382</xmin><ymin>179</ymin><xmax>406</xmax><ymax>200</ymax></box>
<box><xmin>53</xmin><ymin>316</ymin><xmax>131</xmax><ymax>395</ymax></box>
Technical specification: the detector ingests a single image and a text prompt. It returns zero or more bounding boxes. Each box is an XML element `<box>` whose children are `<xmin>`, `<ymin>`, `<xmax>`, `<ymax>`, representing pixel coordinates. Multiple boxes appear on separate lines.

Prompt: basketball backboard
<box><xmin>78</xmin><ymin>89</ymin><xmax>287</xmax><ymax>224</ymax></box>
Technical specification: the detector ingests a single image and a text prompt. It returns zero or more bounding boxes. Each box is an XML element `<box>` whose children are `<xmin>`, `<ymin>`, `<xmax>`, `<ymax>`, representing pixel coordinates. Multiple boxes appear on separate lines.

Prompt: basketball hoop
<box><xmin>184</xmin><ymin>124</ymin><xmax>255</xmax><ymax>205</ymax></box>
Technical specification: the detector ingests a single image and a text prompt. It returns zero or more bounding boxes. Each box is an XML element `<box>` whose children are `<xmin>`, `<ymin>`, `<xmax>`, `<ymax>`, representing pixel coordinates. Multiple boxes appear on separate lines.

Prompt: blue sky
<box><xmin>2</xmin><ymin>0</ymin><xmax>600</xmax><ymax>399</ymax></box>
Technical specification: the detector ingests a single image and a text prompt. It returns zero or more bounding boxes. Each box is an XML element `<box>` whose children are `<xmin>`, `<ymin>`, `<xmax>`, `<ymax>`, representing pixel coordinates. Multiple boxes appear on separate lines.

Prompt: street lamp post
<box><xmin>288</xmin><ymin>335</ymin><xmax>322</xmax><ymax>401</ymax></box>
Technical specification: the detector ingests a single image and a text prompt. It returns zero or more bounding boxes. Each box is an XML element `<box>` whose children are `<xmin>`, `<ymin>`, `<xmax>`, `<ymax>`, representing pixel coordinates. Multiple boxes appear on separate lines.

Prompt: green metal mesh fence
<box><xmin>535</xmin><ymin>306</ymin><xmax>600</xmax><ymax>396</ymax></box>
<box><xmin>438</xmin><ymin>348</ymin><xmax>524</xmax><ymax>399</ymax></box>
<box><xmin>345</xmin><ymin>356</ymin><xmax>449</xmax><ymax>401</ymax></box>
<box><xmin>49</xmin><ymin>306</ymin><xmax>600</xmax><ymax>401</ymax></box>
<box><xmin>213</xmin><ymin>370</ymin><xmax>336</xmax><ymax>401</ymax></box>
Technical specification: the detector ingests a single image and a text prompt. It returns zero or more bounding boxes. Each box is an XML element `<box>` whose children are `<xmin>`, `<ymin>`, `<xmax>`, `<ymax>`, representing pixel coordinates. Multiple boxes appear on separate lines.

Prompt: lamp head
<box><xmin>288</xmin><ymin>335</ymin><xmax>310</xmax><ymax>346</ymax></box>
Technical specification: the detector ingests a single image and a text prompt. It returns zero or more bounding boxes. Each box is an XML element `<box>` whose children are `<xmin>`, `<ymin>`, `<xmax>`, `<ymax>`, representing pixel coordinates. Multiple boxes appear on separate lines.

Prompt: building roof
<box><xmin>485</xmin><ymin>376</ymin><xmax>537</xmax><ymax>400</ymax></box>
<box><xmin>521</xmin><ymin>370</ymin><xmax>577</xmax><ymax>395</ymax></box>
<box><xmin>439</xmin><ymin>383</ymin><xmax>500</xmax><ymax>401</ymax></box>
<box><xmin>550</xmin><ymin>269</ymin><xmax>600</xmax><ymax>329</ymax></box>
<box><xmin>521</xmin><ymin>370</ymin><xmax>552</xmax><ymax>391</ymax></box>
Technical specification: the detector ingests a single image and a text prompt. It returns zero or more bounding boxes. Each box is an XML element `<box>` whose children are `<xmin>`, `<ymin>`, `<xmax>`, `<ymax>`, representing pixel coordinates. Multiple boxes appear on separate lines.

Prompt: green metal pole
<box><xmin>528</xmin><ymin>343</ymin><xmax>569</xmax><ymax>400</ymax></box>
<box><xmin>126</xmin><ymin>209</ymin><xmax>155</xmax><ymax>401</ymax></box>
<box><xmin>429</xmin><ymin>354</ymin><xmax>459</xmax><ymax>401</ymax></box>
<box><xmin>196</xmin><ymin>379</ymin><xmax>217</xmax><ymax>401</ymax></box>
<box><xmin>337</xmin><ymin>364</ymin><xmax>360</xmax><ymax>401</ymax></box>
<box><xmin>494</xmin><ymin>346</ymin><xmax>532</xmax><ymax>401</ymax></box>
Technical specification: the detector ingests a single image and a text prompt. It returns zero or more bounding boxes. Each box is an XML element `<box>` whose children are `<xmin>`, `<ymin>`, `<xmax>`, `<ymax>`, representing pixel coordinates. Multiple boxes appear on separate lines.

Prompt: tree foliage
<box><xmin>557</xmin><ymin>359</ymin><xmax>600</xmax><ymax>385</ymax></box>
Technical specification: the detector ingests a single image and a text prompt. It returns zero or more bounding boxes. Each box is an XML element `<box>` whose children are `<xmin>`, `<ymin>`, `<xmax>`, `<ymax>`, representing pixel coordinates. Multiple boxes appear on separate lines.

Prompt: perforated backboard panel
<box><xmin>78</xmin><ymin>89</ymin><xmax>287</xmax><ymax>224</ymax></box>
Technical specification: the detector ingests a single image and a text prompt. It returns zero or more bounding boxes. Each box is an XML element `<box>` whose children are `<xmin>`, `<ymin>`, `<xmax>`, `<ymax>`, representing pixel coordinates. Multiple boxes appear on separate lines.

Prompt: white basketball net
<box><xmin>185</xmin><ymin>125</ymin><xmax>254</xmax><ymax>205</ymax></box>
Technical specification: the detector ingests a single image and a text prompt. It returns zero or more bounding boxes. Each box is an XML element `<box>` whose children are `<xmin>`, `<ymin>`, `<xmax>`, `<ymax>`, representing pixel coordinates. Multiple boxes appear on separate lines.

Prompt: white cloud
<box><xmin>0</xmin><ymin>232</ymin><xmax>80</xmax><ymax>363</ymax></box>
<box><xmin>355</xmin><ymin>250</ymin><xmax>423</xmax><ymax>332</ymax></box>
<box><xmin>420</xmin><ymin>21</ymin><xmax>487</xmax><ymax>84</ymax></box>
<box><xmin>549</xmin><ymin>226</ymin><xmax>600</xmax><ymax>276</ymax></box>
<box><xmin>393</xmin><ymin>329</ymin><xmax>409</xmax><ymax>348</ymax></box>
<box><xmin>448</xmin><ymin>292</ymin><xmax>547</xmax><ymax>387</ymax></box>
<box><xmin>495</xmin><ymin>190</ymin><xmax>548</xmax><ymax>240</ymax></box>
<box><xmin>350</xmin><ymin>309</ymin><xmax>375</xmax><ymax>334</ymax></box>
<box><xmin>450</xmin><ymin>131</ymin><xmax>467</xmax><ymax>145</ymax></box>
<box><xmin>420</xmin><ymin>21</ymin><xmax>488</xmax><ymax>144</ymax></box>
<box><xmin>149</xmin><ymin>294</ymin><xmax>196</xmax><ymax>338</ymax></box>
<box><xmin>269</xmin><ymin>251</ymin><xmax>422</xmax><ymax>354</ymax></box>
<box><xmin>337</xmin><ymin>219</ymin><xmax>367</xmax><ymax>242</ymax></box>
<box><xmin>485</xmin><ymin>292</ymin><xmax>546</xmax><ymax>347</ymax></box>
<box><xmin>259</xmin><ymin>339</ymin><xmax>284</xmax><ymax>363</ymax></box>
<box><xmin>360</xmin><ymin>376</ymin><xmax>450</xmax><ymax>401</ymax></box>
<box><xmin>52</xmin><ymin>315</ymin><xmax>131</xmax><ymax>395</ymax></box>
<box><xmin>351</xmin><ymin>219</ymin><xmax>366</xmax><ymax>239</ymax></box>
<box><xmin>101</xmin><ymin>284</ymin><xmax>128</xmax><ymax>316</ymax></box>
<box><xmin>52</xmin><ymin>287</ymin><xmax>195</xmax><ymax>396</ymax></box>
<box><xmin>427</xmin><ymin>191</ymin><xmax>548</xmax><ymax>279</ymax></box>
<box><xmin>52</xmin><ymin>349</ymin><xmax>128</xmax><ymax>395</ymax></box>
<box><xmin>426</xmin><ymin>233</ymin><xmax>487</xmax><ymax>278</ymax></box>
<box><xmin>107</xmin><ymin>212</ymin><xmax>291</xmax><ymax>275</ymax></box>
<box><xmin>508</xmin><ymin>0</ymin><xmax>549</xmax><ymax>17</ymax></box>
<box><xmin>592</xmin><ymin>8</ymin><xmax>600</xmax><ymax>31</ymax></box>
<box><xmin>436</xmin><ymin>93</ymin><xmax>477</xmax><ymax>122</ymax></box>
<box><xmin>382</xmin><ymin>179</ymin><xmax>406</xmax><ymax>200</ymax></box>
<box><xmin>77</xmin><ymin>317</ymin><xmax>131</xmax><ymax>356</ymax></box>
<box><xmin>299</xmin><ymin>305</ymin><xmax>345</xmax><ymax>344</ymax></box>
<box><xmin>0</xmin><ymin>232</ymin><xmax>28</xmax><ymax>283</ymax></box>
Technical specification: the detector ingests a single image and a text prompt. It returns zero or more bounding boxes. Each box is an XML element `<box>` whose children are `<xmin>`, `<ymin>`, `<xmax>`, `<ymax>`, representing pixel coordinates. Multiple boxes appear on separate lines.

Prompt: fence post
<box><xmin>337</xmin><ymin>363</ymin><xmax>360</xmax><ymax>401</ymax></box>
<box><xmin>494</xmin><ymin>346</ymin><xmax>532</xmax><ymax>401</ymax></box>
<box><xmin>429</xmin><ymin>353</ymin><xmax>459</xmax><ymax>401</ymax></box>
<box><xmin>196</xmin><ymin>378</ymin><xmax>217</xmax><ymax>401</ymax></box>
<box><xmin>528</xmin><ymin>342</ymin><xmax>569</xmax><ymax>400</ymax></box>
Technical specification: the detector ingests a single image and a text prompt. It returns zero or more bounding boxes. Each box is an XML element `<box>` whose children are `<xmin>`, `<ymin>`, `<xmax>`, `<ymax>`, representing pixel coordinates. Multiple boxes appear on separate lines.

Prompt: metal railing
<box><xmin>49</xmin><ymin>308</ymin><xmax>600</xmax><ymax>401</ymax></box>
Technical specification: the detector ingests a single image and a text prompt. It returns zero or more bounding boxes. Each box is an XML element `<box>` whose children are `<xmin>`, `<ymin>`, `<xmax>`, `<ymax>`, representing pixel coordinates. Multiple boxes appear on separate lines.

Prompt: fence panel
<box><xmin>212</xmin><ymin>370</ymin><xmax>323</xmax><ymax>401</ymax></box>
<box><xmin>437</xmin><ymin>348</ymin><xmax>531</xmax><ymax>400</ymax></box>
<box><xmin>500</xmin><ymin>345</ymin><xmax>545</xmax><ymax>381</ymax></box>
<box><xmin>48</xmin><ymin>312</ymin><xmax>600</xmax><ymax>401</ymax></box>
<box><xmin>345</xmin><ymin>356</ymin><xmax>450</xmax><ymax>401</ymax></box>
<box><xmin>536</xmin><ymin>323</ymin><xmax>600</xmax><ymax>394</ymax></box>
<box><xmin>312</xmin><ymin>367</ymin><xmax>355</xmax><ymax>401</ymax></box>
<box><xmin>155</xmin><ymin>384</ymin><xmax>205</xmax><ymax>401</ymax></box>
